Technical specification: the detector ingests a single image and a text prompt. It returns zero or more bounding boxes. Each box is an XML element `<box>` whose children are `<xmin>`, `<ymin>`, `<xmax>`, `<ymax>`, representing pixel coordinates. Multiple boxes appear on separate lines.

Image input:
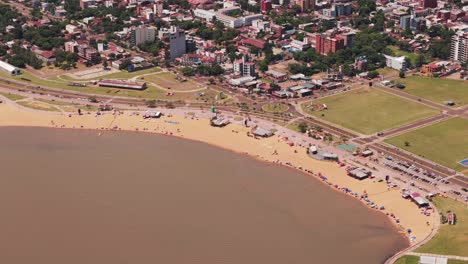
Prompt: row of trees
<box><xmin>6</xmin><ymin>45</ymin><xmax>43</xmax><ymax>69</ymax></box>
<box><xmin>181</xmin><ymin>64</ymin><xmax>224</xmax><ymax>77</ymax></box>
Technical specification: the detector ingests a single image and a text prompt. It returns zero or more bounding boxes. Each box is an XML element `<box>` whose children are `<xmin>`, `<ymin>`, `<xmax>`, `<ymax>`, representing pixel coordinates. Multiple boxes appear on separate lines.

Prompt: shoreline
<box><xmin>0</xmin><ymin>101</ymin><xmax>436</xmax><ymax>257</ymax></box>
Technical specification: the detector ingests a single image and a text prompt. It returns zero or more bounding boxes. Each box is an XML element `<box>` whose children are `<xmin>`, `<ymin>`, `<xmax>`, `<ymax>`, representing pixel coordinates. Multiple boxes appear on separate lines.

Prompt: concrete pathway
<box><xmin>406</xmin><ymin>252</ymin><xmax>468</xmax><ymax>261</ymax></box>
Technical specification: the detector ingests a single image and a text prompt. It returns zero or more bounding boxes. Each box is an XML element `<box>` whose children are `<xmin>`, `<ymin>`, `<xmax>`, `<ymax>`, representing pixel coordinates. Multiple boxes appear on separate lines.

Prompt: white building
<box><xmin>229</xmin><ymin>76</ymin><xmax>255</xmax><ymax>86</ymax></box>
<box><xmin>169</xmin><ymin>26</ymin><xmax>186</xmax><ymax>60</ymax></box>
<box><xmin>252</xmin><ymin>20</ymin><xmax>270</xmax><ymax>31</ymax></box>
<box><xmin>130</xmin><ymin>25</ymin><xmax>156</xmax><ymax>46</ymax></box>
<box><xmin>233</xmin><ymin>56</ymin><xmax>256</xmax><ymax>77</ymax></box>
<box><xmin>65</xmin><ymin>24</ymin><xmax>77</xmax><ymax>34</ymax></box>
<box><xmin>194</xmin><ymin>9</ymin><xmax>216</xmax><ymax>22</ymax></box>
<box><xmin>194</xmin><ymin>7</ymin><xmax>263</xmax><ymax>28</ymax></box>
<box><xmin>0</xmin><ymin>60</ymin><xmax>21</xmax><ymax>75</ymax></box>
<box><xmin>383</xmin><ymin>55</ymin><xmax>407</xmax><ymax>71</ymax></box>
<box><xmin>450</xmin><ymin>31</ymin><xmax>468</xmax><ymax>64</ymax></box>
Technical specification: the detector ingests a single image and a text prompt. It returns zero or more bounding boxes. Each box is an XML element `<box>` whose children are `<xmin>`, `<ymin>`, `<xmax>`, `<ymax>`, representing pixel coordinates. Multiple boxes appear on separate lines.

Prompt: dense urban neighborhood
<box><xmin>0</xmin><ymin>0</ymin><xmax>467</xmax><ymax>263</ymax></box>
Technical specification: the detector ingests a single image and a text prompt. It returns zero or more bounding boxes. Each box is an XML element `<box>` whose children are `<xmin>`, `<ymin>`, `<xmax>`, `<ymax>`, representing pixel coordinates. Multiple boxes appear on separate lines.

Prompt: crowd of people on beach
<box><xmin>45</xmin><ymin>108</ymin><xmax>439</xmax><ymax>243</ymax></box>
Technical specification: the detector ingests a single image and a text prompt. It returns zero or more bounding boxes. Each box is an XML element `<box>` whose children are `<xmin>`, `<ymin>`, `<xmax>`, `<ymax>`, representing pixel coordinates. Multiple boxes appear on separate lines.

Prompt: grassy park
<box><xmin>138</xmin><ymin>72</ymin><xmax>202</xmax><ymax>91</ymax></box>
<box><xmin>302</xmin><ymin>87</ymin><xmax>439</xmax><ymax>135</ymax></box>
<box><xmin>397</xmin><ymin>76</ymin><xmax>468</xmax><ymax>106</ymax></box>
<box><xmin>0</xmin><ymin>69</ymin><xmax>219</xmax><ymax>101</ymax></box>
<box><xmin>388</xmin><ymin>46</ymin><xmax>431</xmax><ymax>66</ymax></box>
<box><xmin>385</xmin><ymin>118</ymin><xmax>468</xmax><ymax>172</ymax></box>
<box><xmin>415</xmin><ymin>197</ymin><xmax>468</xmax><ymax>256</ymax></box>
<box><xmin>396</xmin><ymin>196</ymin><xmax>468</xmax><ymax>264</ymax></box>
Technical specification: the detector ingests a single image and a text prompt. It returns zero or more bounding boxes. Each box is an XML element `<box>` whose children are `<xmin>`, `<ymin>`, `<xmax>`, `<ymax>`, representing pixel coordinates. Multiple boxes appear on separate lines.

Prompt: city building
<box><xmin>315</xmin><ymin>34</ymin><xmax>345</xmax><ymax>55</ymax></box>
<box><xmin>450</xmin><ymin>31</ymin><xmax>468</xmax><ymax>64</ymax></box>
<box><xmin>64</xmin><ymin>41</ymin><xmax>79</xmax><ymax>53</ymax></box>
<box><xmin>297</xmin><ymin>0</ymin><xmax>315</xmax><ymax>12</ymax></box>
<box><xmin>260</xmin><ymin>0</ymin><xmax>272</xmax><ymax>12</ymax></box>
<box><xmin>354</xmin><ymin>56</ymin><xmax>368</xmax><ymax>71</ymax></box>
<box><xmin>384</xmin><ymin>55</ymin><xmax>407</xmax><ymax>71</ymax></box>
<box><xmin>130</xmin><ymin>25</ymin><xmax>156</xmax><ymax>46</ymax></box>
<box><xmin>400</xmin><ymin>13</ymin><xmax>425</xmax><ymax>32</ymax></box>
<box><xmin>98</xmin><ymin>79</ymin><xmax>147</xmax><ymax>90</ymax></box>
<box><xmin>194</xmin><ymin>7</ymin><xmax>263</xmax><ymax>28</ymax></box>
<box><xmin>78</xmin><ymin>45</ymin><xmax>100</xmax><ymax>62</ymax></box>
<box><xmin>422</xmin><ymin>0</ymin><xmax>437</xmax><ymax>9</ymax></box>
<box><xmin>169</xmin><ymin>26</ymin><xmax>186</xmax><ymax>60</ymax></box>
<box><xmin>0</xmin><ymin>60</ymin><xmax>21</xmax><ymax>75</ymax></box>
<box><xmin>233</xmin><ymin>56</ymin><xmax>256</xmax><ymax>77</ymax></box>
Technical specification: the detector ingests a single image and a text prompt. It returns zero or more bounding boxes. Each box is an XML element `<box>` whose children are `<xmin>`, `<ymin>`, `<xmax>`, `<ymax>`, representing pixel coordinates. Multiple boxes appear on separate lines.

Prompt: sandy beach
<box><xmin>0</xmin><ymin>101</ymin><xmax>435</xmax><ymax>246</ymax></box>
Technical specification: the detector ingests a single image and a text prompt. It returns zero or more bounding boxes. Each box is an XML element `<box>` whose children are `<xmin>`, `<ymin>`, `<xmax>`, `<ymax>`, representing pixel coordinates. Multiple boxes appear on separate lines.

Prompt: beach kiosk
<box><xmin>347</xmin><ymin>167</ymin><xmax>371</xmax><ymax>180</ymax></box>
<box><xmin>410</xmin><ymin>192</ymin><xmax>429</xmax><ymax>207</ymax></box>
<box><xmin>143</xmin><ymin>111</ymin><xmax>162</xmax><ymax>119</ymax></box>
<box><xmin>252</xmin><ymin>127</ymin><xmax>273</xmax><ymax>137</ymax></box>
<box><xmin>210</xmin><ymin>117</ymin><xmax>230</xmax><ymax>127</ymax></box>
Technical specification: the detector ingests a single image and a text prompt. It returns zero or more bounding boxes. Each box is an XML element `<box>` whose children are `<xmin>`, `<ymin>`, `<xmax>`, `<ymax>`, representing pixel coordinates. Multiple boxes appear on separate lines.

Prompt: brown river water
<box><xmin>0</xmin><ymin>127</ymin><xmax>408</xmax><ymax>264</ymax></box>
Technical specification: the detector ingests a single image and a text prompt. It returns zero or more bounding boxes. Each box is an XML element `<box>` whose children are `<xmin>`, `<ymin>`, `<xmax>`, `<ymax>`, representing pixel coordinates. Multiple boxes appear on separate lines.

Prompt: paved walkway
<box><xmin>406</xmin><ymin>252</ymin><xmax>468</xmax><ymax>261</ymax></box>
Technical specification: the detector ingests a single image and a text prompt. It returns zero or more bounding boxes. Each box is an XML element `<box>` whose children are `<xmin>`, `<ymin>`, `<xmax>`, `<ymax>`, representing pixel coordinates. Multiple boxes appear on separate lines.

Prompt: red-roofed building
<box><xmin>240</xmin><ymin>38</ymin><xmax>265</xmax><ymax>49</ymax></box>
<box><xmin>421</xmin><ymin>63</ymin><xmax>441</xmax><ymax>75</ymax></box>
<box><xmin>32</xmin><ymin>47</ymin><xmax>56</xmax><ymax>63</ymax></box>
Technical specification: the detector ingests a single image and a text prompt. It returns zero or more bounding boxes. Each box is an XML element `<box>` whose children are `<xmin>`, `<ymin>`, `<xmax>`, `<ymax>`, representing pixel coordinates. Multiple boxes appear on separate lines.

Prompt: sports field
<box><xmin>397</xmin><ymin>76</ymin><xmax>468</xmax><ymax>106</ymax></box>
<box><xmin>385</xmin><ymin>118</ymin><xmax>468</xmax><ymax>172</ymax></box>
<box><xmin>302</xmin><ymin>88</ymin><xmax>440</xmax><ymax>135</ymax></box>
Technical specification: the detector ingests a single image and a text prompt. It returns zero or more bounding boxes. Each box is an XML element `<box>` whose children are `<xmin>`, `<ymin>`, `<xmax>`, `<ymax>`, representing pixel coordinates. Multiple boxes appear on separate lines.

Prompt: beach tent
<box><xmin>252</xmin><ymin>127</ymin><xmax>273</xmax><ymax>137</ymax></box>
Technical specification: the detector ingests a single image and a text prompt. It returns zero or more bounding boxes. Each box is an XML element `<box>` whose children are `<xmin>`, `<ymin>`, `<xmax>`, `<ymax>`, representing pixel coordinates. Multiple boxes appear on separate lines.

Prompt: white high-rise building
<box><xmin>169</xmin><ymin>26</ymin><xmax>186</xmax><ymax>60</ymax></box>
<box><xmin>131</xmin><ymin>25</ymin><xmax>156</xmax><ymax>46</ymax></box>
<box><xmin>450</xmin><ymin>31</ymin><xmax>468</xmax><ymax>64</ymax></box>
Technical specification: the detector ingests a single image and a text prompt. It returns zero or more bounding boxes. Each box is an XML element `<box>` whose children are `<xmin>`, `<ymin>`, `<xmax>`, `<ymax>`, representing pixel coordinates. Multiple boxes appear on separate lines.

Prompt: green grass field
<box><xmin>302</xmin><ymin>88</ymin><xmax>440</xmax><ymax>135</ymax></box>
<box><xmin>0</xmin><ymin>70</ymin><xmax>215</xmax><ymax>101</ymax></box>
<box><xmin>388</xmin><ymin>46</ymin><xmax>431</xmax><ymax>66</ymax></box>
<box><xmin>385</xmin><ymin>118</ymin><xmax>468</xmax><ymax>172</ymax></box>
<box><xmin>17</xmin><ymin>100</ymin><xmax>60</xmax><ymax>112</ymax></box>
<box><xmin>395</xmin><ymin>255</ymin><xmax>419</xmax><ymax>264</ymax></box>
<box><xmin>0</xmin><ymin>91</ymin><xmax>27</xmax><ymax>101</ymax></box>
<box><xmin>397</xmin><ymin>76</ymin><xmax>468</xmax><ymax>106</ymax></box>
<box><xmin>139</xmin><ymin>72</ymin><xmax>201</xmax><ymax>91</ymax></box>
<box><xmin>416</xmin><ymin>196</ymin><xmax>468</xmax><ymax>256</ymax></box>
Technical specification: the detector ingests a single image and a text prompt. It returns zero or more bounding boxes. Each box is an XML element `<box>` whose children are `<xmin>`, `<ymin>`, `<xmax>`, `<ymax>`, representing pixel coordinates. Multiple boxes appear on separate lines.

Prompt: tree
<box><xmin>88</xmin><ymin>96</ymin><xmax>98</xmax><ymax>103</ymax></box>
<box><xmin>399</xmin><ymin>70</ymin><xmax>405</xmax><ymax>78</ymax></box>
<box><xmin>298</xmin><ymin>122</ymin><xmax>308</xmax><ymax>133</ymax></box>
<box><xmin>119</xmin><ymin>59</ymin><xmax>132</xmax><ymax>70</ymax></box>
<box><xmin>64</xmin><ymin>0</ymin><xmax>80</xmax><ymax>14</ymax></box>
<box><xmin>102</xmin><ymin>59</ymin><xmax>108</xmax><ymax>69</ymax></box>
<box><xmin>416</xmin><ymin>54</ymin><xmax>425</xmax><ymax>67</ymax></box>
<box><xmin>258</xmin><ymin>60</ymin><xmax>269</xmax><ymax>72</ymax></box>
<box><xmin>182</xmin><ymin>67</ymin><xmax>195</xmax><ymax>76</ymax></box>
<box><xmin>208</xmin><ymin>78</ymin><xmax>215</xmax><ymax>85</ymax></box>
<box><xmin>146</xmin><ymin>100</ymin><xmax>156</xmax><ymax>108</ymax></box>
<box><xmin>367</xmin><ymin>70</ymin><xmax>379</xmax><ymax>79</ymax></box>
<box><xmin>404</xmin><ymin>141</ymin><xmax>410</xmax><ymax>147</ymax></box>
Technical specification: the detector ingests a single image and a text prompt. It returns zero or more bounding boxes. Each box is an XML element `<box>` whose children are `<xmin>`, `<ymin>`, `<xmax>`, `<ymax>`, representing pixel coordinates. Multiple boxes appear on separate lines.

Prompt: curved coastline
<box><xmin>0</xmin><ymin>100</ymin><xmax>437</xmax><ymax>262</ymax></box>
